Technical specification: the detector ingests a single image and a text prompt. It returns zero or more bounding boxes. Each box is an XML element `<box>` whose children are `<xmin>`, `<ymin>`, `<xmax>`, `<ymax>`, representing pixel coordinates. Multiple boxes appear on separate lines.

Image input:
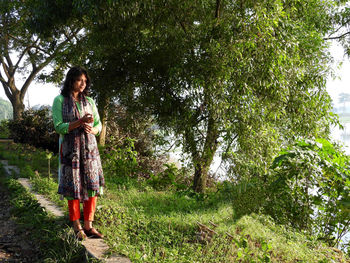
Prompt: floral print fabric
<box><xmin>58</xmin><ymin>94</ymin><xmax>104</xmax><ymax>201</ymax></box>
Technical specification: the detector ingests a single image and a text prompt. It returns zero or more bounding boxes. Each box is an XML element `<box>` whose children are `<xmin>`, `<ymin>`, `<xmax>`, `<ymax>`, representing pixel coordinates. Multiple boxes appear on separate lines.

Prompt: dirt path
<box><xmin>0</xmin><ymin>183</ymin><xmax>39</xmax><ymax>262</ymax></box>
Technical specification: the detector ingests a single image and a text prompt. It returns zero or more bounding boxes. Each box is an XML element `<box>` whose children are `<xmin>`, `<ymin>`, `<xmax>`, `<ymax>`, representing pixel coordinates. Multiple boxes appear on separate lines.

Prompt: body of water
<box><xmin>331</xmin><ymin>124</ymin><xmax>350</xmax><ymax>154</ymax></box>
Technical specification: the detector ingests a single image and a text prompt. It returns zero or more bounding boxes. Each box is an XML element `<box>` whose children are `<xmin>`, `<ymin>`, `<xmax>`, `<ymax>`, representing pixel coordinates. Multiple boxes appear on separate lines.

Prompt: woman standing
<box><xmin>52</xmin><ymin>66</ymin><xmax>104</xmax><ymax>240</ymax></box>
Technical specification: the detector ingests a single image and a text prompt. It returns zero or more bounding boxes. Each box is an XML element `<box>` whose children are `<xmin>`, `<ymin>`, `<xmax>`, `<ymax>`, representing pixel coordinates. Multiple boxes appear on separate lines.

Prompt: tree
<box><xmin>325</xmin><ymin>1</ymin><xmax>350</xmax><ymax>43</ymax></box>
<box><xmin>31</xmin><ymin>0</ymin><xmax>337</xmax><ymax>192</ymax></box>
<box><xmin>27</xmin><ymin>0</ymin><xmax>142</xmax><ymax>145</ymax></box>
<box><xmin>114</xmin><ymin>0</ymin><xmax>336</xmax><ymax>192</ymax></box>
<box><xmin>0</xmin><ymin>0</ymin><xmax>83</xmax><ymax>120</ymax></box>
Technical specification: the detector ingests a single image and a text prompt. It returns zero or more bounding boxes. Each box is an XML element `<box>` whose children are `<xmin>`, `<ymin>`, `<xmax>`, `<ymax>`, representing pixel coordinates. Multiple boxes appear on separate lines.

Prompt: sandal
<box><xmin>84</xmin><ymin>227</ymin><xmax>104</xmax><ymax>239</ymax></box>
<box><xmin>75</xmin><ymin>228</ymin><xmax>87</xmax><ymax>240</ymax></box>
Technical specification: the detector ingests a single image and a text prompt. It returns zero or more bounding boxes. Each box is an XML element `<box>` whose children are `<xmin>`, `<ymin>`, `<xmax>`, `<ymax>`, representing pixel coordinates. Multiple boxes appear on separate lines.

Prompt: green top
<box><xmin>52</xmin><ymin>94</ymin><xmax>102</xmax><ymax>135</ymax></box>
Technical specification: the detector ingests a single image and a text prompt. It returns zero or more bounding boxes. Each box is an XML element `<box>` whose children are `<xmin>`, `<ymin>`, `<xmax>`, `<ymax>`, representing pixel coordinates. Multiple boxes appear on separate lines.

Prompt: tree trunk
<box><xmin>193</xmin><ymin>162</ymin><xmax>208</xmax><ymax>193</ymax></box>
<box><xmin>98</xmin><ymin>110</ymin><xmax>108</xmax><ymax>146</ymax></box>
<box><xmin>97</xmin><ymin>94</ymin><xmax>109</xmax><ymax>146</ymax></box>
<box><xmin>12</xmin><ymin>91</ymin><xmax>25</xmax><ymax>121</ymax></box>
<box><xmin>192</xmin><ymin>115</ymin><xmax>219</xmax><ymax>193</ymax></box>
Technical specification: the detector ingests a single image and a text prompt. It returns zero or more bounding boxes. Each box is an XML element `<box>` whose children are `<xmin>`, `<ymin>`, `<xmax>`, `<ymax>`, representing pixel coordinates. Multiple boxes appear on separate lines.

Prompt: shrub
<box><xmin>231</xmin><ymin>177</ymin><xmax>267</xmax><ymax>219</ymax></box>
<box><xmin>230</xmin><ymin>139</ymin><xmax>350</xmax><ymax>252</ymax></box>
<box><xmin>8</xmin><ymin>107</ymin><xmax>58</xmax><ymax>152</ymax></box>
<box><xmin>264</xmin><ymin>139</ymin><xmax>350</xmax><ymax>250</ymax></box>
<box><xmin>0</xmin><ymin>119</ymin><xmax>10</xmax><ymax>138</ymax></box>
<box><xmin>102</xmin><ymin>137</ymin><xmax>140</xmax><ymax>178</ymax></box>
<box><xmin>148</xmin><ymin>163</ymin><xmax>183</xmax><ymax>190</ymax></box>
<box><xmin>104</xmin><ymin>103</ymin><xmax>167</xmax><ymax>177</ymax></box>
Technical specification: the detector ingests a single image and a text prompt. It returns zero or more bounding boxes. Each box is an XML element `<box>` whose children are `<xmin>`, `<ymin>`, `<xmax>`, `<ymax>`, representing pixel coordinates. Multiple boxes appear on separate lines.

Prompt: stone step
<box><xmin>17</xmin><ymin>178</ymin><xmax>64</xmax><ymax>217</ymax></box>
<box><xmin>0</xmin><ymin>160</ymin><xmax>20</xmax><ymax>176</ymax></box>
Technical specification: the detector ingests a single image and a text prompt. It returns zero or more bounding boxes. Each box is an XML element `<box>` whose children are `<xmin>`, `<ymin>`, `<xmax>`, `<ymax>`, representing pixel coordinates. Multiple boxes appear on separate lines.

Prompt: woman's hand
<box><xmin>82</xmin><ymin>123</ymin><xmax>98</xmax><ymax>135</ymax></box>
<box><xmin>68</xmin><ymin>114</ymin><xmax>94</xmax><ymax>133</ymax></box>
<box><xmin>80</xmin><ymin>113</ymin><xmax>94</xmax><ymax>123</ymax></box>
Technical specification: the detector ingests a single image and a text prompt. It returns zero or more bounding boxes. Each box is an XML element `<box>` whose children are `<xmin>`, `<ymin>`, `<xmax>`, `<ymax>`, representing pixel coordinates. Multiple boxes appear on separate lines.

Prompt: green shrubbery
<box><xmin>0</xmin><ymin>119</ymin><xmax>10</xmax><ymax>138</ymax></box>
<box><xmin>102</xmin><ymin>137</ymin><xmax>139</xmax><ymax>178</ymax></box>
<box><xmin>148</xmin><ymin>163</ymin><xmax>191</xmax><ymax>191</ymax></box>
<box><xmin>268</xmin><ymin>139</ymin><xmax>350</xmax><ymax>250</ymax></box>
<box><xmin>99</xmin><ymin>133</ymin><xmax>349</xmax><ymax>255</ymax></box>
<box><xmin>230</xmin><ymin>177</ymin><xmax>266</xmax><ymax>219</ymax></box>
<box><xmin>101</xmin><ymin>137</ymin><xmax>192</xmax><ymax>192</ymax></box>
<box><xmin>104</xmin><ymin>104</ymin><xmax>167</xmax><ymax>177</ymax></box>
<box><xmin>8</xmin><ymin>107</ymin><xmax>58</xmax><ymax>152</ymax></box>
<box><xmin>232</xmin><ymin>139</ymin><xmax>350</xmax><ymax>253</ymax></box>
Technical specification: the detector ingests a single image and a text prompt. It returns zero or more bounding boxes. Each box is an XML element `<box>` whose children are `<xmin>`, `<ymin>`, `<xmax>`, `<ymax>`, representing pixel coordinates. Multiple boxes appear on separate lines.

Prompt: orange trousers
<box><xmin>68</xmin><ymin>196</ymin><xmax>97</xmax><ymax>221</ymax></box>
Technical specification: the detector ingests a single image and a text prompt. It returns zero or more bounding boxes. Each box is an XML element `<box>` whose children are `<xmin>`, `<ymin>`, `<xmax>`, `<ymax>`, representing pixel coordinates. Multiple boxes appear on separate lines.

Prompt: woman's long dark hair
<box><xmin>61</xmin><ymin>66</ymin><xmax>91</xmax><ymax>97</ymax></box>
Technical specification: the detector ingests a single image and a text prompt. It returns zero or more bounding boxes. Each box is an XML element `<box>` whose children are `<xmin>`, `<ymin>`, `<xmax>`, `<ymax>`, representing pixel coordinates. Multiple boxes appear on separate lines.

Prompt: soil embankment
<box><xmin>0</xmin><ymin>183</ymin><xmax>39</xmax><ymax>262</ymax></box>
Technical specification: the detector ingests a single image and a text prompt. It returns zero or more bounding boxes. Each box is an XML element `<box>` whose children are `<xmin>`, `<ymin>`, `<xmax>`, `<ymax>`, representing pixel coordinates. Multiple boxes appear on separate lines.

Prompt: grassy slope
<box><xmin>0</xmin><ymin>141</ymin><xmax>348</xmax><ymax>263</ymax></box>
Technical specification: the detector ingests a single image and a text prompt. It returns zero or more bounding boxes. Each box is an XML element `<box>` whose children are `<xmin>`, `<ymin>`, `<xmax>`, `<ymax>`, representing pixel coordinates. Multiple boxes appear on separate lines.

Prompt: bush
<box><xmin>102</xmin><ymin>137</ymin><xmax>139</xmax><ymax>178</ymax></box>
<box><xmin>231</xmin><ymin>177</ymin><xmax>267</xmax><ymax>219</ymax></box>
<box><xmin>0</xmin><ymin>119</ymin><xmax>10</xmax><ymax>138</ymax></box>
<box><xmin>104</xmin><ymin>103</ymin><xmax>167</xmax><ymax>178</ymax></box>
<box><xmin>8</xmin><ymin>107</ymin><xmax>58</xmax><ymax>152</ymax></box>
<box><xmin>230</xmin><ymin>139</ymin><xmax>350</xmax><ymax>253</ymax></box>
<box><xmin>148</xmin><ymin>163</ymin><xmax>188</xmax><ymax>190</ymax></box>
<box><xmin>264</xmin><ymin>139</ymin><xmax>350</xmax><ymax>250</ymax></box>
<box><xmin>101</xmin><ymin>136</ymin><xmax>192</xmax><ymax>191</ymax></box>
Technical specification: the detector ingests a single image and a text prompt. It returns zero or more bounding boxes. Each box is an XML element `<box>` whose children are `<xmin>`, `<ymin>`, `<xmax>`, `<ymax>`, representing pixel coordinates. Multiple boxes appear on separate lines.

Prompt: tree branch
<box><xmin>19</xmin><ymin>27</ymin><xmax>81</xmax><ymax>101</ymax></box>
<box><xmin>14</xmin><ymin>46</ymin><xmax>32</xmax><ymax>70</ymax></box>
<box><xmin>1</xmin><ymin>83</ymin><xmax>13</xmax><ymax>102</ymax></box>
<box><xmin>1</xmin><ymin>59</ymin><xmax>11</xmax><ymax>80</ymax></box>
<box><xmin>5</xmin><ymin>53</ymin><xmax>13</xmax><ymax>73</ymax></box>
<box><xmin>213</xmin><ymin>133</ymin><xmax>238</xmax><ymax>176</ymax></box>
<box><xmin>20</xmin><ymin>56</ymin><xmax>52</xmax><ymax>101</ymax></box>
<box><xmin>330</xmin><ymin>24</ymin><xmax>349</xmax><ymax>37</ymax></box>
<box><xmin>335</xmin><ymin>219</ymin><xmax>350</xmax><ymax>246</ymax></box>
<box><xmin>19</xmin><ymin>31</ymin><xmax>76</xmax><ymax>101</ymax></box>
<box><xmin>0</xmin><ymin>71</ymin><xmax>8</xmax><ymax>87</ymax></box>
<box><xmin>64</xmin><ymin>26</ymin><xmax>83</xmax><ymax>45</ymax></box>
<box><xmin>9</xmin><ymin>33</ymin><xmax>55</xmax><ymax>55</ymax></box>
<box><xmin>0</xmin><ymin>70</ymin><xmax>13</xmax><ymax>101</ymax></box>
<box><xmin>172</xmin><ymin>12</ymin><xmax>187</xmax><ymax>34</ymax></box>
<box><xmin>215</xmin><ymin>0</ymin><xmax>221</xmax><ymax>19</ymax></box>
<box><xmin>324</xmin><ymin>31</ymin><xmax>350</xmax><ymax>40</ymax></box>
<box><xmin>2</xmin><ymin>36</ymin><xmax>14</xmax><ymax>78</ymax></box>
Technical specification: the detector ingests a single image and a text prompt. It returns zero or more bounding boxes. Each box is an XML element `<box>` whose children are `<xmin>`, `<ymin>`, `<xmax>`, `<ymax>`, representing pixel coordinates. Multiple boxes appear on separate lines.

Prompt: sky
<box><xmin>0</xmin><ymin>42</ymin><xmax>349</xmax><ymax>107</ymax></box>
<box><xmin>327</xmin><ymin>42</ymin><xmax>350</xmax><ymax>102</ymax></box>
<box><xmin>0</xmin><ymin>79</ymin><xmax>60</xmax><ymax>108</ymax></box>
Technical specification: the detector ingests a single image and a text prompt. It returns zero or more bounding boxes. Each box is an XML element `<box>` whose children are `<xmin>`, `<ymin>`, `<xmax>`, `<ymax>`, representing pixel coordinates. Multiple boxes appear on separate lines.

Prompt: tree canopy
<box><xmin>0</xmin><ymin>0</ymin><xmax>84</xmax><ymax>120</ymax></box>
<box><xmin>86</xmin><ymin>0</ymin><xmax>336</xmax><ymax>191</ymax></box>
<box><xmin>26</xmin><ymin>0</ymin><xmax>338</xmax><ymax>192</ymax></box>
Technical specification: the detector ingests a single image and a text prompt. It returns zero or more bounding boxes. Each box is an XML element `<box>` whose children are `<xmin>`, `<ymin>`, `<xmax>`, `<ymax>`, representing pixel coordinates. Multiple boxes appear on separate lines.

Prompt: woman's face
<box><xmin>72</xmin><ymin>74</ymin><xmax>87</xmax><ymax>94</ymax></box>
